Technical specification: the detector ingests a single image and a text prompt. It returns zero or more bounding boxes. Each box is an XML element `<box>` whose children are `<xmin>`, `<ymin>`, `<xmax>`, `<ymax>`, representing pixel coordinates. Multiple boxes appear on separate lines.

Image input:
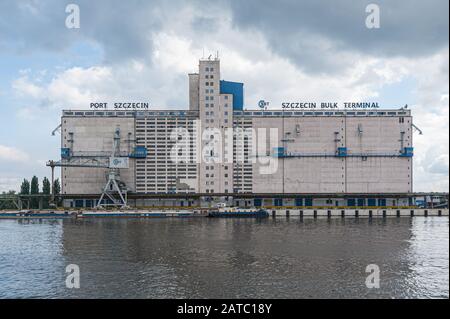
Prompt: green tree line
<box><xmin>1</xmin><ymin>176</ymin><xmax>61</xmax><ymax>209</ymax></box>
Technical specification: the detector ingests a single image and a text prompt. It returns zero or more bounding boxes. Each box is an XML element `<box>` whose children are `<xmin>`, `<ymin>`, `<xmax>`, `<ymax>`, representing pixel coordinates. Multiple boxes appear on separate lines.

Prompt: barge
<box><xmin>207</xmin><ymin>207</ymin><xmax>269</xmax><ymax>218</ymax></box>
<box><xmin>79</xmin><ymin>210</ymin><xmax>196</xmax><ymax>218</ymax></box>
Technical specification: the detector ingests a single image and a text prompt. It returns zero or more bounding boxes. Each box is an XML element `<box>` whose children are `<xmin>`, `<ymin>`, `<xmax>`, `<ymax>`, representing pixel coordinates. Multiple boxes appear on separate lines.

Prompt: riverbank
<box><xmin>0</xmin><ymin>208</ymin><xmax>448</xmax><ymax>219</ymax></box>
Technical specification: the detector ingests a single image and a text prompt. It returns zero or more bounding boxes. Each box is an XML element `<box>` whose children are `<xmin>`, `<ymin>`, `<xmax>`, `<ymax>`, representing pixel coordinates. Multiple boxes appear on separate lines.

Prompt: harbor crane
<box><xmin>47</xmin><ymin>125</ymin><xmax>147</xmax><ymax>209</ymax></box>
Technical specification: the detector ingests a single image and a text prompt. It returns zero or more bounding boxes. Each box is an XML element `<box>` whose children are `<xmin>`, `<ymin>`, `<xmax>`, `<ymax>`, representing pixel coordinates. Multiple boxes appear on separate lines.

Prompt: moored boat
<box><xmin>207</xmin><ymin>207</ymin><xmax>269</xmax><ymax>218</ymax></box>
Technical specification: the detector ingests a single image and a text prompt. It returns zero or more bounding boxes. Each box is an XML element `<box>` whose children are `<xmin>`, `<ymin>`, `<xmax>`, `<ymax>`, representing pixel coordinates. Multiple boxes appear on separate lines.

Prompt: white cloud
<box><xmin>0</xmin><ymin>145</ymin><xmax>30</xmax><ymax>163</ymax></box>
<box><xmin>0</xmin><ymin>177</ymin><xmax>22</xmax><ymax>193</ymax></box>
<box><xmin>12</xmin><ymin>76</ymin><xmax>43</xmax><ymax>98</ymax></box>
<box><xmin>6</xmin><ymin>2</ymin><xmax>449</xmax><ymax>192</ymax></box>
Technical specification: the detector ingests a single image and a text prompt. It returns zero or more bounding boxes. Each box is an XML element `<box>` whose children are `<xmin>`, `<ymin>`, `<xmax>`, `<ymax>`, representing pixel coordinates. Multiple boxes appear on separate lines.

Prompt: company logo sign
<box><xmin>258</xmin><ymin>100</ymin><xmax>269</xmax><ymax>109</ymax></box>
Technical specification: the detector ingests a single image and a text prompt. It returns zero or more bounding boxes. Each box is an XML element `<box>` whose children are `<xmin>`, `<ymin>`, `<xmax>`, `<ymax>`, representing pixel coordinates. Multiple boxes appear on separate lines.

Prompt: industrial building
<box><xmin>55</xmin><ymin>58</ymin><xmax>417</xmax><ymax>208</ymax></box>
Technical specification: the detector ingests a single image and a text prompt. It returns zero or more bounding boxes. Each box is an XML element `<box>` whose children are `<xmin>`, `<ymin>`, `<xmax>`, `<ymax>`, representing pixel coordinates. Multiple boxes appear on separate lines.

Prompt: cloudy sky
<box><xmin>0</xmin><ymin>0</ymin><xmax>448</xmax><ymax>192</ymax></box>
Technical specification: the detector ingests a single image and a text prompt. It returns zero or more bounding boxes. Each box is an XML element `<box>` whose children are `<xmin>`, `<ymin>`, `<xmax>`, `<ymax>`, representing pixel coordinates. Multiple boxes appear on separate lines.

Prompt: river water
<box><xmin>0</xmin><ymin>217</ymin><xmax>448</xmax><ymax>299</ymax></box>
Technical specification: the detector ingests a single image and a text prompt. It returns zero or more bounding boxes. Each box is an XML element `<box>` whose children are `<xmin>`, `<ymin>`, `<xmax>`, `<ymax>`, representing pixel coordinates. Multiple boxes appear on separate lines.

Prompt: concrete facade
<box><xmin>60</xmin><ymin>59</ymin><xmax>414</xmax><ymax>199</ymax></box>
<box><xmin>251</xmin><ymin>115</ymin><xmax>412</xmax><ymax>193</ymax></box>
<box><xmin>61</xmin><ymin>116</ymin><xmax>135</xmax><ymax>194</ymax></box>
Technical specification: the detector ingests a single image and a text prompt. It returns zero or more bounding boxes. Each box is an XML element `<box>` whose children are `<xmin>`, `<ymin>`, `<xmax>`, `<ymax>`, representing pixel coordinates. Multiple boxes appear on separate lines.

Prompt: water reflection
<box><xmin>0</xmin><ymin>217</ymin><xmax>448</xmax><ymax>298</ymax></box>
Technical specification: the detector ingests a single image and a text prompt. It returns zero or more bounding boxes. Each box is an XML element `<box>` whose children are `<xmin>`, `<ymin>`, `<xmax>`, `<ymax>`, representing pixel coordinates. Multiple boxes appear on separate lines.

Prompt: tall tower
<box><xmin>195</xmin><ymin>57</ymin><xmax>234</xmax><ymax>194</ymax></box>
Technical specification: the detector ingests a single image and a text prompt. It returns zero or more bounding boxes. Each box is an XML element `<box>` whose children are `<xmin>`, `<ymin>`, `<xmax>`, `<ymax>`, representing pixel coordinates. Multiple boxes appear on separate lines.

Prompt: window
<box><xmin>205</xmin><ymin>67</ymin><xmax>209</xmax><ymax>72</ymax></box>
<box><xmin>205</xmin><ymin>75</ymin><xmax>209</xmax><ymax>79</ymax></box>
<box><xmin>210</xmin><ymin>67</ymin><xmax>214</xmax><ymax>72</ymax></box>
<box><xmin>224</xmin><ymin>96</ymin><xmax>228</xmax><ymax>100</ymax></box>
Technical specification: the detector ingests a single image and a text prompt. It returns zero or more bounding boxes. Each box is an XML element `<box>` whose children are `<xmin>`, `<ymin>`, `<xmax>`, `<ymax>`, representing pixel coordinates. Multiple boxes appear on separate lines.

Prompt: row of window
<box><xmin>205</xmin><ymin>165</ymin><xmax>230</xmax><ymax>170</ymax></box>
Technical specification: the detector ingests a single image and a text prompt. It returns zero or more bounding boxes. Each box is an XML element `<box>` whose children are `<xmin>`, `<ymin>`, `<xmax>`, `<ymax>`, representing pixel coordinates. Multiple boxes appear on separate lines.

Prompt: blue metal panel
<box><xmin>305</xmin><ymin>198</ymin><xmax>313</xmax><ymax>207</ymax></box>
<box><xmin>295</xmin><ymin>198</ymin><xmax>303</xmax><ymax>206</ymax></box>
<box><xmin>74</xmin><ymin>200</ymin><xmax>84</xmax><ymax>208</ymax></box>
<box><xmin>130</xmin><ymin>146</ymin><xmax>147</xmax><ymax>158</ymax></box>
<box><xmin>368</xmin><ymin>198</ymin><xmax>376</xmax><ymax>206</ymax></box>
<box><xmin>220</xmin><ymin>80</ymin><xmax>244</xmax><ymax>110</ymax></box>
<box><xmin>347</xmin><ymin>198</ymin><xmax>356</xmax><ymax>206</ymax></box>
<box><xmin>61</xmin><ymin>148</ymin><xmax>71</xmax><ymax>159</ymax></box>
<box><xmin>378</xmin><ymin>198</ymin><xmax>387</xmax><ymax>207</ymax></box>
<box><xmin>357</xmin><ymin>198</ymin><xmax>365</xmax><ymax>207</ymax></box>
<box><xmin>254</xmin><ymin>198</ymin><xmax>262</xmax><ymax>207</ymax></box>
<box><xmin>274</xmin><ymin>198</ymin><xmax>283</xmax><ymax>207</ymax></box>
<box><xmin>337</xmin><ymin>147</ymin><xmax>347</xmax><ymax>157</ymax></box>
<box><xmin>273</xmin><ymin>147</ymin><xmax>285</xmax><ymax>157</ymax></box>
<box><xmin>400</xmin><ymin>147</ymin><xmax>414</xmax><ymax>157</ymax></box>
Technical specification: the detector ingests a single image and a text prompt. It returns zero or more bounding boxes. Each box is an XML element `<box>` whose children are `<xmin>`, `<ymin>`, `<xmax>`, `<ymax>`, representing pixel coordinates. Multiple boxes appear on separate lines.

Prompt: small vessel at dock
<box><xmin>0</xmin><ymin>210</ymin><xmax>73</xmax><ymax>219</ymax></box>
<box><xmin>79</xmin><ymin>210</ymin><xmax>195</xmax><ymax>218</ymax></box>
<box><xmin>207</xmin><ymin>207</ymin><xmax>269</xmax><ymax>218</ymax></box>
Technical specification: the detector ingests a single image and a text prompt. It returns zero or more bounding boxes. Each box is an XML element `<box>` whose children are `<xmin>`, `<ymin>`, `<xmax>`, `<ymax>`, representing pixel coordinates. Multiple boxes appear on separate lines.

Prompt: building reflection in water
<box><xmin>56</xmin><ymin>217</ymin><xmax>448</xmax><ymax>299</ymax></box>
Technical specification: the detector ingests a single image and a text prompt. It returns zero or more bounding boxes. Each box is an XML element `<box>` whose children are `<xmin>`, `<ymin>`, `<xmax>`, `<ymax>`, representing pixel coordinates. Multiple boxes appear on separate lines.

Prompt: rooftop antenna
<box><xmin>208</xmin><ymin>54</ymin><xmax>212</xmax><ymax>60</ymax></box>
<box><xmin>216</xmin><ymin>50</ymin><xmax>219</xmax><ymax>60</ymax></box>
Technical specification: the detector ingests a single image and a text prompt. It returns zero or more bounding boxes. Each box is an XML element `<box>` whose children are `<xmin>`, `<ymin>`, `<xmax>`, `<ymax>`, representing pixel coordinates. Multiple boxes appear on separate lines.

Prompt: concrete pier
<box><xmin>268</xmin><ymin>208</ymin><xmax>448</xmax><ymax>218</ymax></box>
<box><xmin>0</xmin><ymin>208</ymin><xmax>448</xmax><ymax>219</ymax></box>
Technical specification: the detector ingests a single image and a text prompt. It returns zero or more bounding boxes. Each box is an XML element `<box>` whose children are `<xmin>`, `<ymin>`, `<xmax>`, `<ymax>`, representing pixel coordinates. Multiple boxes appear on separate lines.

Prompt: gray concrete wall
<box><xmin>188</xmin><ymin>73</ymin><xmax>199</xmax><ymax>111</ymax></box>
<box><xmin>252</xmin><ymin>115</ymin><xmax>413</xmax><ymax>193</ymax></box>
<box><xmin>61</xmin><ymin>117</ymin><xmax>136</xmax><ymax>194</ymax></box>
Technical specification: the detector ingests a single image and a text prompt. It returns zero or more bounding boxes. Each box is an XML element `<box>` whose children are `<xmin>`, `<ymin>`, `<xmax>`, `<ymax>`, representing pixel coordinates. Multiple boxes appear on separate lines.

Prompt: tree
<box><xmin>30</xmin><ymin>176</ymin><xmax>39</xmax><ymax>209</ymax></box>
<box><xmin>20</xmin><ymin>179</ymin><xmax>30</xmax><ymax>195</ymax></box>
<box><xmin>53</xmin><ymin>178</ymin><xmax>61</xmax><ymax>207</ymax></box>
<box><xmin>42</xmin><ymin>177</ymin><xmax>51</xmax><ymax>209</ymax></box>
